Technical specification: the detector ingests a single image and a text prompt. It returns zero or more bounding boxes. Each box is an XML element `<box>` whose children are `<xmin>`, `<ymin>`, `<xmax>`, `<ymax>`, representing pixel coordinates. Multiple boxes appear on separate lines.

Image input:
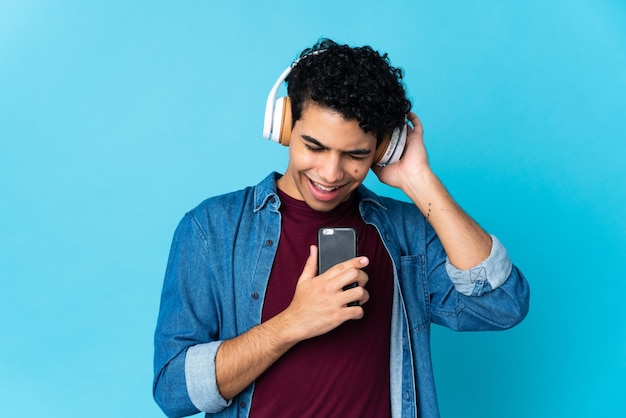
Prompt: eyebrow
<box><xmin>301</xmin><ymin>135</ymin><xmax>372</xmax><ymax>155</ymax></box>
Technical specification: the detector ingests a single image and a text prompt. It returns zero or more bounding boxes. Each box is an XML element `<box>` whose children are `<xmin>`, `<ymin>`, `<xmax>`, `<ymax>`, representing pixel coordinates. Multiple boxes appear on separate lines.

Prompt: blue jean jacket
<box><xmin>153</xmin><ymin>172</ymin><xmax>530</xmax><ymax>418</ymax></box>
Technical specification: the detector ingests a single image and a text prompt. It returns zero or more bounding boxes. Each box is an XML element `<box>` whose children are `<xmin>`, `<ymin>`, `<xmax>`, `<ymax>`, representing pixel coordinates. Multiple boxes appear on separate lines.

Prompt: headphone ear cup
<box><xmin>373</xmin><ymin>136</ymin><xmax>391</xmax><ymax>164</ymax></box>
<box><xmin>278</xmin><ymin>97</ymin><xmax>293</xmax><ymax>146</ymax></box>
<box><xmin>271</xmin><ymin>96</ymin><xmax>293</xmax><ymax>146</ymax></box>
<box><xmin>374</xmin><ymin>124</ymin><xmax>407</xmax><ymax>166</ymax></box>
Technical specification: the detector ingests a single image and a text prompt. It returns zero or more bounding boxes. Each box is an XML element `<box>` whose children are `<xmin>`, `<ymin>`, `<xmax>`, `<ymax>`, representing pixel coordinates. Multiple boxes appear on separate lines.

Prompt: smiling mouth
<box><xmin>312</xmin><ymin>181</ymin><xmax>340</xmax><ymax>192</ymax></box>
<box><xmin>306</xmin><ymin>177</ymin><xmax>349</xmax><ymax>204</ymax></box>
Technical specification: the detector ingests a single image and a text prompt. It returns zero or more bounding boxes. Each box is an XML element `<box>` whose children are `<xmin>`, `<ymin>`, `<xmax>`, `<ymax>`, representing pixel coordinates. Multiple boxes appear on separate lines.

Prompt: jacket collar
<box><xmin>253</xmin><ymin>172</ymin><xmax>282</xmax><ymax>212</ymax></box>
<box><xmin>355</xmin><ymin>183</ymin><xmax>387</xmax><ymax>211</ymax></box>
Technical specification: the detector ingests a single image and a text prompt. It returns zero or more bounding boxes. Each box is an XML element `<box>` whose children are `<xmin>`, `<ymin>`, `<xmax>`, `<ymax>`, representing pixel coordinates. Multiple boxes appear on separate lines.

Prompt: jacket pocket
<box><xmin>398</xmin><ymin>255</ymin><xmax>430</xmax><ymax>333</ymax></box>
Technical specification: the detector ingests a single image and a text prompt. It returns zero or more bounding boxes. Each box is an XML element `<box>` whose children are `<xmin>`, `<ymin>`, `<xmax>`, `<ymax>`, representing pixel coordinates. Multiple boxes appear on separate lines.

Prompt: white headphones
<box><xmin>262</xmin><ymin>53</ymin><xmax>407</xmax><ymax>166</ymax></box>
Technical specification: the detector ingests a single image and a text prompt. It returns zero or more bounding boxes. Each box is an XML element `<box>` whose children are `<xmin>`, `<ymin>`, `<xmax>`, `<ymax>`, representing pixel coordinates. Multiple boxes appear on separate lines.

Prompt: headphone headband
<box><xmin>262</xmin><ymin>49</ymin><xmax>407</xmax><ymax>166</ymax></box>
<box><xmin>263</xmin><ymin>50</ymin><xmax>328</xmax><ymax>142</ymax></box>
<box><xmin>262</xmin><ymin>65</ymin><xmax>292</xmax><ymax>141</ymax></box>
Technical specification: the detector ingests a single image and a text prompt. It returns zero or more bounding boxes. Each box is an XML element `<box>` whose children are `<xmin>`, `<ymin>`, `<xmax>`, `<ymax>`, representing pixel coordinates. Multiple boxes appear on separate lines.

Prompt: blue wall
<box><xmin>1</xmin><ymin>1</ymin><xmax>624</xmax><ymax>416</ymax></box>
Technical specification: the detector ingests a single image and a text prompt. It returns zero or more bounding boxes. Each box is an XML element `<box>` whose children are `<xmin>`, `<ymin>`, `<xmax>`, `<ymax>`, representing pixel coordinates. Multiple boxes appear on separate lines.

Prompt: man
<box><xmin>153</xmin><ymin>38</ymin><xmax>530</xmax><ymax>418</ymax></box>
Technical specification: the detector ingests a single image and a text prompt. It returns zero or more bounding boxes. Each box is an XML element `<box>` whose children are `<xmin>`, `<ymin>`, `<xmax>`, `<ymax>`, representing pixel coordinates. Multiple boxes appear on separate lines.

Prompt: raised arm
<box><xmin>373</xmin><ymin>112</ymin><xmax>492</xmax><ymax>269</ymax></box>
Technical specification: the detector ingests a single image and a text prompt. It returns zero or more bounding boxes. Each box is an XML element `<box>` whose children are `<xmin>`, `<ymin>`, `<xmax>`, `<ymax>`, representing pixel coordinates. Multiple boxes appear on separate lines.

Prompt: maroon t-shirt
<box><xmin>249</xmin><ymin>189</ymin><xmax>394</xmax><ymax>417</ymax></box>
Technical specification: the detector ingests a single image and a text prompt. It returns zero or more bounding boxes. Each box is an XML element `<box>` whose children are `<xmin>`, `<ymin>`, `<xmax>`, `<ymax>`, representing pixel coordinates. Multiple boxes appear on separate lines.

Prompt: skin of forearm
<box><xmin>402</xmin><ymin>170</ymin><xmax>492</xmax><ymax>269</ymax></box>
<box><xmin>214</xmin><ymin>248</ymin><xmax>369</xmax><ymax>400</ymax></box>
<box><xmin>214</xmin><ymin>311</ymin><xmax>300</xmax><ymax>400</ymax></box>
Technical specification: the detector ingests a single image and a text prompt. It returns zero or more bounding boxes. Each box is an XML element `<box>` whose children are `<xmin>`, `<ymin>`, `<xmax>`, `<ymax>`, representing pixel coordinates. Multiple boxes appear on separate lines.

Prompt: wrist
<box><xmin>401</xmin><ymin>169</ymin><xmax>445</xmax><ymax>214</ymax></box>
<box><xmin>267</xmin><ymin>309</ymin><xmax>308</xmax><ymax>348</ymax></box>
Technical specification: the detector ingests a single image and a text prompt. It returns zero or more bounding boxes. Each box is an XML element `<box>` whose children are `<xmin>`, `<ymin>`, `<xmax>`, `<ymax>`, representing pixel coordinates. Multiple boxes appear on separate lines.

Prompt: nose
<box><xmin>317</xmin><ymin>152</ymin><xmax>344</xmax><ymax>184</ymax></box>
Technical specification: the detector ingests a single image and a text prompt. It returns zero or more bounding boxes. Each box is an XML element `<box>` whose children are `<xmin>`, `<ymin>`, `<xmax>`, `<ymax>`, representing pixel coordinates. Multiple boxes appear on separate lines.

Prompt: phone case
<box><xmin>317</xmin><ymin>227</ymin><xmax>357</xmax><ymax>274</ymax></box>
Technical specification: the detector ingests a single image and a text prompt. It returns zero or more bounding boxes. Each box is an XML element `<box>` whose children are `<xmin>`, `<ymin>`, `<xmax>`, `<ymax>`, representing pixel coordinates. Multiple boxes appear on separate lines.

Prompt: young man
<box><xmin>153</xmin><ymin>39</ymin><xmax>530</xmax><ymax>418</ymax></box>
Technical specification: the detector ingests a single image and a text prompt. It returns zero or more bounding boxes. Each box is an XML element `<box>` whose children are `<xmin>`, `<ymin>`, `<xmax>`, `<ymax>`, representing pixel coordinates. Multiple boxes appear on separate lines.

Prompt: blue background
<box><xmin>1</xmin><ymin>1</ymin><xmax>625</xmax><ymax>416</ymax></box>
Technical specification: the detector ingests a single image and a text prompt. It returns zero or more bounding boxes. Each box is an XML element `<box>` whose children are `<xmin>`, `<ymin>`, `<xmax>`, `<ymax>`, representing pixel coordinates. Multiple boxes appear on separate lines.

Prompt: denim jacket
<box><xmin>153</xmin><ymin>172</ymin><xmax>530</xmax><ymax>418</ymax></box>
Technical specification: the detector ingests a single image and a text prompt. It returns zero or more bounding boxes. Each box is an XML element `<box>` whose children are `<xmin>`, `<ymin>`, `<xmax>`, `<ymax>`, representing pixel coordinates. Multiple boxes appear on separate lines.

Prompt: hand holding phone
<box><xmin>318</xmin><ymin>227</ymin><xmax>360</xmax><ymax>306</ymax></box>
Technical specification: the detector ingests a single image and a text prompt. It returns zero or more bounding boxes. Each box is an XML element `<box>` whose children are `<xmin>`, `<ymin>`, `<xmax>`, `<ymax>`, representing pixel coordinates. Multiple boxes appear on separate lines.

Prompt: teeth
<box><xmin>314</xmin><ymin>182</ymin><xmax>338</xmax><ymax>192</ymax></box>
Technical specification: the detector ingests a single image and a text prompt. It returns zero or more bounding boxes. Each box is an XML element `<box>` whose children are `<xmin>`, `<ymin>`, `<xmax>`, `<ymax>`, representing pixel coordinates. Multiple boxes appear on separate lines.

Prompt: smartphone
<box><xmin>318</xmin><ymin>227</ymin><xmax>359</xmax><ymax>306</ymax></box>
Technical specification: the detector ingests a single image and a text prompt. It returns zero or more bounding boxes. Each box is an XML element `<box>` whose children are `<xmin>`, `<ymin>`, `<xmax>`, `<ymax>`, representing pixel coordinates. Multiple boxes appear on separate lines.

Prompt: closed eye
<box><xmin>301</xmin><ymin>135</ymin><xmax>372</xmax><ymax>160</ymax></box>
<box><xmin>347</xmin><ymin>153</ymin><xmax>367</xmax><ymax>161</ymax></box>
<box><xmin>305</xmin><ymin>143</ymin><xmax>324</xmax><ymax>153</ymax></box>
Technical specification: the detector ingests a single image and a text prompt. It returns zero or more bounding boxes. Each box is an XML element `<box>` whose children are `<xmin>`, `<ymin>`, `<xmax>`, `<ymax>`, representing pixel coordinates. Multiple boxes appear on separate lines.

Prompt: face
<box><xmin>277</xmin><ymin>102</ymin><xmax>377</xmax><ymax>212</ymax></box>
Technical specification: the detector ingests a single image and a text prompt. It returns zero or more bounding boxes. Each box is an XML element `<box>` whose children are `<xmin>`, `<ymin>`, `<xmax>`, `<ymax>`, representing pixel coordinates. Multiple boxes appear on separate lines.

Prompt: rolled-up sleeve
<box><xmin>445</xmin><ymin>234</ymin><xmax>512</xmax><ymax>296</ymax></box>
<box><xmin>154</xmin><ymin>213</ymin><xmax>230</xmax><ymax>417</ymax></box>
<box><xmin>185</xmin><ymin>342</ymin><xmax>232</xmax><ymax>412</ymax></box>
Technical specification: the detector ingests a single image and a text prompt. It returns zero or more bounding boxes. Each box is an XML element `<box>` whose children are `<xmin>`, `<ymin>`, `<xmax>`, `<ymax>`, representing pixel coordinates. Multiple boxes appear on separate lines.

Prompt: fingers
<box><xmin>300</xmin><ymin>245</ymin><xmax>319</xmax><ymax>279</ymax></box>
<box><xmin>404</xmin><ymin>112</ymin><xmax>424</xmax><ymax>144</ymax></box>
<box><xmin>303</xmin><ymin>246</ymin><xmax>368</xmax><ymax>289</ymax></box>
<box><xmin>322</xmin><ymin>256</ymin><xmax>369</xmax><ymax>288</ymax></box>
<box><xmin>320</xmin><ymin>256</ymin><xmax>369</xmax><ymax>309</ymax></box>
<box><xmin>342</xmin><ymin>283</ymin><xmax>370</xmax><ymax>311</ymax></box>
<box><xmin>407</xmin><ymin>111</ymin><xmax>423</xmax><ymax>131</ymax></box>
<box><xmin>287</xmin><ymin>253</ymin><xmax>370</xmax><ymax>338</ymax></box>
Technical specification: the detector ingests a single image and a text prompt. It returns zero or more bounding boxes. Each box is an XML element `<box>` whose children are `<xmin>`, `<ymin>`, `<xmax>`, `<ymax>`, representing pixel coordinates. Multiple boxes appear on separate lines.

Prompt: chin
<box><xmin>305</xmin><ymin>200</ymin><xmax>341</xmax><ymax>212</ymax></box>
<box><xmin>302</xmin><ymin>185</ymin><xmax>353</xmax><ymax>212</ymax></box>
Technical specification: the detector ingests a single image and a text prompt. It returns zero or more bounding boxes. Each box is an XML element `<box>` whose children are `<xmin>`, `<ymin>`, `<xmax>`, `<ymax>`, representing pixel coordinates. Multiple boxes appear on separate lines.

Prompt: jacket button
<box><xmin>252</xmin><ymin>292</ymin><xmax>259</xmax><ymax>300</ymax></box>
<box><xmin>266</xmin><ymin>240</ymin><xmax>273</xmax><ymax>246</ymax></box>
<box><xmin>239</xmin><ymin>401</ymin><xmax>246</xmax><ymax>408</ymax></box>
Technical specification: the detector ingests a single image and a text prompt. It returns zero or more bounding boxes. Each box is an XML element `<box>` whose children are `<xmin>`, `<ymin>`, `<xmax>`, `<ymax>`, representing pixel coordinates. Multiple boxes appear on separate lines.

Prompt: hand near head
<box><xmin>282</xmin><ymin>245</ymin><xmax>370</xmax><ymax>342</ymax></box>
<box><xmin>372</xmin><ymin>112</ymin><xmax>432</xmax><ymax>191</ymax></box>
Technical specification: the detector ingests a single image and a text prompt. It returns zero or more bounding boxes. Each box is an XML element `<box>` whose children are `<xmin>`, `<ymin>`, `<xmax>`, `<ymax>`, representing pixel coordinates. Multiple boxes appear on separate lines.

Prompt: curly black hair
<box><xmin>286</xmin><ymin>38</ymin><xmax>412</xmax><ymax>145</ymax></box>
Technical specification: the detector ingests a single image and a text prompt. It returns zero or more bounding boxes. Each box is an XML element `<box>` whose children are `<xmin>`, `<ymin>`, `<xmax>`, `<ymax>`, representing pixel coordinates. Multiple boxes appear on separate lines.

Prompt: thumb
<box><xmin>299</xmin><ymin>245</ymin><xmax>319</xmax><ymax>280</ymax></box>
